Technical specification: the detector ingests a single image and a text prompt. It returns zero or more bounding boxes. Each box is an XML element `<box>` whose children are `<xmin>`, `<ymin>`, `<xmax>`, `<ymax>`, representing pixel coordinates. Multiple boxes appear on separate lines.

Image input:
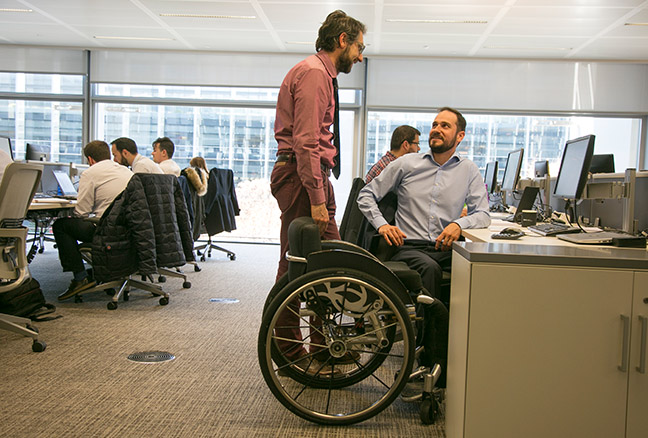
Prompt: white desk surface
<box><xmin>29</xmin><ymin>197</ymin><xmax>76</xmax><ymax>211</ymax></box>
<box><xmin>462</xmin><ymin>214</ymin><xmax>646</xmax><ymax>250</ymax></box>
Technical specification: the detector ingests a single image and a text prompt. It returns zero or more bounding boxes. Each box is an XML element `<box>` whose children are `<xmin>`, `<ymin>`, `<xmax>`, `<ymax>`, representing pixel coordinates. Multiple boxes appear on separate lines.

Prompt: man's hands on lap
<box><xmin>435</xmin><ymin>222</ymin><xmax>461</xmax><ymax>251</ymax></box>
<box><xmin>378</xmin><ymin>224</ymin><xmax>406</xmax><ymax>246</ymax></box>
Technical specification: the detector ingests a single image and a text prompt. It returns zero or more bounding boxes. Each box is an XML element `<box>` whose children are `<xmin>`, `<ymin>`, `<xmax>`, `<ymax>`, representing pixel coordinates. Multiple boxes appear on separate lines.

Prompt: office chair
<box><xmin>0</xmin><ymin>162</ymin><xmax>47</xmax><ymax>351</ymax></box>
<box><xmin>69</xmin><ymin>174</ymin><xmax>194</xmax><ymax>310</ymax></box>
<box><xmin>258</xmin><ymin>217</ymin><xmax>444</xmax><ymax>425</ymax></box>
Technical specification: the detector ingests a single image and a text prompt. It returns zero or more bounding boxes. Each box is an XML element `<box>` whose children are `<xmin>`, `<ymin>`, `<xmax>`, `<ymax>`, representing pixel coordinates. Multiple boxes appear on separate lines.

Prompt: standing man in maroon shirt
<box><xmin>270</xmin><ymin>10</ymin><xmax>366</xmax><ymax>366</ymax></box>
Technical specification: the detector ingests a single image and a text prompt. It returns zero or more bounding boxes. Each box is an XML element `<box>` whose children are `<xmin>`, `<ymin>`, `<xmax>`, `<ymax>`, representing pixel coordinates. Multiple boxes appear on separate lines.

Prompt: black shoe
<box><xmin>58</xmin><ymin>278</ymin><xmax>96</xmax><ymax>301</ymax></box>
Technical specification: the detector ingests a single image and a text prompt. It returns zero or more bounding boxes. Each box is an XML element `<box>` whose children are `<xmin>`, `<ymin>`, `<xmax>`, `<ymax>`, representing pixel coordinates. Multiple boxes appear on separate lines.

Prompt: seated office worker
<box><xmin>111</xmin><ymin>137</ymin><xmax>163</xmax><ymax>174</ymax></box>
<box><xmin>271</xmin><ymin>10</ymin><xmax>366</xmax><ymax>365</ymax></box>
<box><xmin>358</xmin><ymin>107</ymin><xmax>490</xmax><ymax>301</ymax></box>
<box><xmin>365</xmin><ymin>125</ymin><xmax>421</xmax><ymax>183</ymax></box>
<box><xmin>152</xmin><ymin>136</ymin><xmax>181</xmax><ymax>177</ymax></box>
<box><xmin>53</xmin><ymin>141</ymin><xmax>133</xmax><ymax>301</ymax></box>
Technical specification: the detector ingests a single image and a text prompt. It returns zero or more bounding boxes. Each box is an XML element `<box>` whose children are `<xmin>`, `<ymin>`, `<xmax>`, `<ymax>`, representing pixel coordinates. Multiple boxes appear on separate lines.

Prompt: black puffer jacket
<box><xmin>92</xmin><ymin>173</ymin><xmax>195</xmax><ymax>282</ymax></box>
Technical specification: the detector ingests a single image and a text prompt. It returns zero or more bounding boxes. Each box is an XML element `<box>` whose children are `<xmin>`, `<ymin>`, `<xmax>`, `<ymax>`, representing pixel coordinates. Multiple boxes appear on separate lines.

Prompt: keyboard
<box><xmin>527</xmin><ymin>222</ymin><xmax>581</xmax><ymax>236</ymax></box>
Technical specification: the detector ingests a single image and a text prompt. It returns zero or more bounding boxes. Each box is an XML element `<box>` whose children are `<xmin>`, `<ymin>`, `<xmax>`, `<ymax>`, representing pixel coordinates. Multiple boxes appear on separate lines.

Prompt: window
<box><xmin>366</xmin><ymin>111</ymin><xmax>642</xmax><ymax>182</ymax></box>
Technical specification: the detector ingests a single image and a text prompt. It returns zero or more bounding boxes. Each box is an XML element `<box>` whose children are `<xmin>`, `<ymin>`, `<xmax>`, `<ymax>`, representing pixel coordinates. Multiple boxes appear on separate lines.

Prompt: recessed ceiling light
<box><xmin>483</xmin><ymin>45</ymin><xmax>572</xmax><ymax>51</ymax></box>
<box><xmin>94</xmin><ymin>36</ymin><xmax>174</xmax><ymax>41</ymax></box>
<box><xmin>160</xmin><ymin>13</ymin><xmax>256</xmax><ymax>19</ymax></box>
<box><xmin>0</xmin><ymin>8</ymin><xmax>33</xmax><ymax>12</ymax></box>
<box><xmin>625</xmin><ymin>22</ymin><xmax>648</xmax><ymax>26</ymax></box>
<box><xmin>386</xmin><ymin>19</ymin><xmax>487</xmax><ymax>24</ymax></box>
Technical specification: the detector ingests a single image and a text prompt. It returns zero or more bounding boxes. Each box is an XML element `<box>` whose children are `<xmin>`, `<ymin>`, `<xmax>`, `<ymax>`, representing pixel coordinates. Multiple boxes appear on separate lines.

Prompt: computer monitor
<box><xmin>500</xmin><ymin>148</ymin><xmax>524</xmax><ymax>192</ymax></box>
<box><xmin>26</xmin><ymin>143</ymin><xmax>50</xmax><ymax>161</ymax></box>
<box><xmin>484</xmin><ymin>161</ymin><xmax>498</xmax><ymax>194</ymax></box>
<box><xmin>589</xmin><ymin>154</ymin><xmax>615</xmax><ymax>173</ymax></box>
<box><xmin>0</xmin><ymin>136</ymin><xmax>13</xmax><ymax>160</ymax></box>
<box><xmin>534</xmin><ymin>160</ymin><xmax>549</xmax><ymax>178</ymax></box>
<box><xmin>554</xmin><ymin>135</ymin><xmax>596</xmax><ymax>200</ymax></box>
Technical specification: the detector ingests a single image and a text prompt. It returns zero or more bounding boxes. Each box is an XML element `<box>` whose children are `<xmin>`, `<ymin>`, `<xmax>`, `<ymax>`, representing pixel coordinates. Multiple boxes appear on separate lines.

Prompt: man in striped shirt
<box><xmin>365</xmin><ymin>125</ymin><xmax>420</xmax><ymax>183</ymax></box>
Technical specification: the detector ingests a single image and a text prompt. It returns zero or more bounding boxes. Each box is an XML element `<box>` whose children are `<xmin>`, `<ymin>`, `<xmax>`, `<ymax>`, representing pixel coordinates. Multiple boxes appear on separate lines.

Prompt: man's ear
<box><xmin>338</xmin><ymin>32</ymin><xmax>348</xmax><ymax>49</ymax></box>
<box><xmin>456</xmin><ymin>131</ymin><xmax>466</xmax><ymax>143</ymax></box>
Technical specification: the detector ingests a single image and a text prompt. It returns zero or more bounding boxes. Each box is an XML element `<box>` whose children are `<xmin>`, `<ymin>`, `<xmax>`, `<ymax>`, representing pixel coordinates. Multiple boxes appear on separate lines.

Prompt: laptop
<box><xmin>557</xmin><ymin>231</ymin><xmax>629</xmax><ymax>245</ymax></box>
<box><xmin>52</xmin><ymin>170</ymin><xmax>78</xmax><ymax>199</ymax></box>
<box><xmin>504</xmin><ymin>186</ymin><xmax>540</xmax><ymax>223</ymax></box>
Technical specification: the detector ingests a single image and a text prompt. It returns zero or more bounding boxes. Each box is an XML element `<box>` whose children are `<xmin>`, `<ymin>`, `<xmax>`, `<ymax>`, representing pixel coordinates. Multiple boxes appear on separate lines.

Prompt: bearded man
<box><xmin>358</xmin><ymin>107</ymin><xmax>490</xmax><ymax>300</ymax></box>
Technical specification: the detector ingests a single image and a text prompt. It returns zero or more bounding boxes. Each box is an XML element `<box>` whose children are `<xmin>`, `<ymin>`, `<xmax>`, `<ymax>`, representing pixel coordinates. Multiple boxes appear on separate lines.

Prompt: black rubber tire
<box><xmin>182</xmin><ymin>281</ymin><xmax>191</xmax><ymax>289</ymax></box>
<box><xmin>32</xmin><ymin>340</ymin><xmax>46</xmax><ymax>352</ymax></box>
<box><xmin>159</xmin><ymin>296</ymin><xmax>169</xmax><ymax>306</ymax></box>
<box><xmin>420</xmin><ymin>397</ymin><xmax>438</xmax><ymax>424</ymax></box>
<box><xmin>107</xmin><ymin>301</ymin><xmax>118</xmax><ymax>310</ymax></box>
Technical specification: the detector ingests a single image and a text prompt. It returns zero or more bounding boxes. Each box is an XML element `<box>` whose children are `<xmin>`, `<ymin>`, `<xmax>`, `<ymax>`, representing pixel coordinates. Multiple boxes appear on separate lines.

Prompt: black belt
<box><xmin>276</xmin><ymin>153</ymin><xmax>331</xmax><ymax>175</ymax></box>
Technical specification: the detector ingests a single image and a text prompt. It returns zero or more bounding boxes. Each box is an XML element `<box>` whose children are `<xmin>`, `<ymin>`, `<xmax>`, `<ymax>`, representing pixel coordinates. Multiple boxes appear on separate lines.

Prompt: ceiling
<box><xmin>1</xmin><ymin>0</ymin><xmax>648</xmax><ymax>61</ymax></box>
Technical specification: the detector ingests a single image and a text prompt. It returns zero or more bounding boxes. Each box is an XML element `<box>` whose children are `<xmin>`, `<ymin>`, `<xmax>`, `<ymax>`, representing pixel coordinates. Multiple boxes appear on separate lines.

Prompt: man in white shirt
<box><xmin>111</xmin><ymin>137</ymin><xmax>163</xmax><ymax>174</ymax></box>
<box><xmin>53</xmin><ymin>140</ymin><xmax>133</xmax><ymax>301</ymax></box>
<box><xmin>151</xmin><ymin>137</ymin><xmax>181</xmax><ymax>177</ymax></box>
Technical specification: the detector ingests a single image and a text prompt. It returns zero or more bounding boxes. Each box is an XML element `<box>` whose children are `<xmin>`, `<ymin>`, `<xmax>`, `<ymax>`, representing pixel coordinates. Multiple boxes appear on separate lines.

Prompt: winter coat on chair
<box><xmin>91</xmin><ymin>173</ymin><xmax>195</xmax><ymax>282</ymax></box>
<box><xmin>204</xmin><ymin>168</ymin><xmax>240</xmax><ymax>236</ymax></box>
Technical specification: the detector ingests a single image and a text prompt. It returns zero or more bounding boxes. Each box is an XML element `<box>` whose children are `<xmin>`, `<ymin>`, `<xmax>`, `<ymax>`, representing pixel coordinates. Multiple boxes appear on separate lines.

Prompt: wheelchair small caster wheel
<box><xmin>194</xmin><ymin>265</ymin><xmax>201</xmax><ymax>272</ymax></box>
<box><xmin>74</xmin><ymin>294</ymin><xmax>83</xmax><ymax>303</ymax></box>
<box><xmin>107</xmin><ymin>302</ymin><xmax>118</xmax><ymax>310</ymax></box>
<box><xmin>32</xmin><ymin>340</ymin><xmax>46</xmax><ymax>352</ymax></box>
<box><xmin>159</xmin><ymin>296</ymin><xmax>169</xmax><ymax>306</ymax></box>
<box><xmin>182</xmin><ymin>281</ymin><xmax>191</xmax><ymax>289</ymax></box>
<box><xmin>420</xmin><ymin>397</ymin><xmax>438</xmax><ymax>424</ymax></box>
<box><xmin>228</xmin><ymin>254</ymin><xmax>236</xmax><ymax>261</ymax></box>
<box><xmin>158</xmin><ymin>275</ymin><xmax>166</xmax><ymax>283</ymax></box>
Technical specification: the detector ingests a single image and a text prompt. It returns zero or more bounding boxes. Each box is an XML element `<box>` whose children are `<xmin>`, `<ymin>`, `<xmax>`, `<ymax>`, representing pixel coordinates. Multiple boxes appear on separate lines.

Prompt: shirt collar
<box><xmin>423</xmin><ymin>150</ymin><xmax>462</xmax><ymax>166</ymax></box>
<box><xmin>316</xmin><ymin>50</ymin><xmax>338</xmax><ymax>79</ymax></box>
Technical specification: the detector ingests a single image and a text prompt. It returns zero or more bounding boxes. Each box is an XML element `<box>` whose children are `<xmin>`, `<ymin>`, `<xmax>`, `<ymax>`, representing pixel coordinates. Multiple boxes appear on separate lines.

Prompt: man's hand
<box><xmin>435</xmin><ymin>222</ymin><xmax>461</xmax><ymax>251</ymax></box>
<box><xmin>311</xmin><ymin>203</ymin><xmax>329</xmax><ymax>235</ymax></box>
<box><xmin>378</xmin><ymin>224</ymin><xmax>406</xmax><ymax>247</ymax></box>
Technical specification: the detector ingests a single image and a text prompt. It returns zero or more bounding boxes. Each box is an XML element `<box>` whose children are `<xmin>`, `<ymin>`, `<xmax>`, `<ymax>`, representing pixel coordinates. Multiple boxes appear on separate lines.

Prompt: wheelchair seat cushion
<box><xmin>384</xmin><ymin>261</ymin><xmax>423</xmax><ymax>292</ymax></box>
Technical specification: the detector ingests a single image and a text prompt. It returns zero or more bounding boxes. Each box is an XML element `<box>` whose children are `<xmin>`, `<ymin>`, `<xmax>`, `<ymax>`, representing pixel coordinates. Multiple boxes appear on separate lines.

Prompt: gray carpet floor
<box><xmin>0</xmin><ymin>242</ymin><xmax>446</xmax><ymax>437</ymax></box>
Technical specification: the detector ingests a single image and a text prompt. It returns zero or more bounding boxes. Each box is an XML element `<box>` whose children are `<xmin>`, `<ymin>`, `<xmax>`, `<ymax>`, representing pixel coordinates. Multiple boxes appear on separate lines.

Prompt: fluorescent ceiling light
<box><xmin>483</xmin><ymin>45</ymin><xmax>572</xmax><ymax>51</ymax></box>
<box><xmin>0</xmin><ymin>8</ymin><xmax>32</xmax><ymax>12</ymax></box>
<box><xmin>386</xmin><ymin>18</ymin><xmax>487</xmax><ymax>24</ymax></box>
<box><xmin>624</xmin><ymin>22</ymin><xmax>648</xmax><ymax>26</ymax></box>
<box><xmin>94</xmin><ymin>36</ymin><xmax>174</xmax><ymax>41</ymax></box>
<box><xmin>160</xmin><ymin>13</ymin><xmax>256</xmax><ymax>19</ymax></box>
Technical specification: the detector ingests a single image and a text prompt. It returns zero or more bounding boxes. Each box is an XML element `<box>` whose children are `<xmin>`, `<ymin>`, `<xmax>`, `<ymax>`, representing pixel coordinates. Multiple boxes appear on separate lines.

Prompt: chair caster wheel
<box><xmin>105</xmin><ymin>288</ymin><xmax>115</xmax><ymax>296</ymax></box>
<box><xmin>123</xmin><ymin>292</ymin><xmax>129</xmax><ymax>301</ymax></box>
<box><xmin>158</xmin><ymin>275</ymin><xmax>166</xmax><ymax>283</ymax></box>
<box><xmin>32</xmin><ymin>340</ymin><xmax>47</xmax><ymax>352</ymax></box>
<box><xmin>420</xmin><ymin>397</ymin><xmax>438</xmax><ymax>424</ymax></box>
<box><xmin>200</xmin><ymin>255</ymin><xmax>206</xmax><ymax>262</ymax></box>
<box><xmin>38</xmin><ymin>247</ymin><xmax>44</xmax><ymax>254</ymax></box>
<box><xmin>159</xmin><ymin>296</ymin><xmax>169</xmax><ymax>306</ymax></box>
<box><xmin>74</xmin><ymin>294</ymin><xmax>83</xmax><ymax>303</ymax></box>
<box><xmin>26</xmin><ymin>324</ymin><xmax>39</xmax><ymax>333</ymax></box>
<box><xmin>107</xmin><ymin>302</ymin><xmax>118</xmax><ymax>310</ymax></box>
<box><xmin>194</xmin><ymin>265</ymin><xmax>201</xmax><ymax>272</ymax></box>
<box><xmin>182</xmin><ymin>281</ymin><xmax>191</xmax><ymax>289</ymax></box>
<box><xmin>228</xmin><ymin>254</ymin><xmax>236</xmax><ymax>261</ymax></box>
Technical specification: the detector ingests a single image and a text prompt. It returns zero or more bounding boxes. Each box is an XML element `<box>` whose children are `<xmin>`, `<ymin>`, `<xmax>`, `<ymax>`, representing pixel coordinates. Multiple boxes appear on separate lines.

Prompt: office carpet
<box><xmin>0</xmin><ymin>242</ymin><xmax>446</xmax><ymax>438</ymax></box>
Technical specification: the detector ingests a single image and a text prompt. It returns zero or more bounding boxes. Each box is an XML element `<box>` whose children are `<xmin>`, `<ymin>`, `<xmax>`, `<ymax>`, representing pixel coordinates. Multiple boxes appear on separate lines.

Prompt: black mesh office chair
<box><xmin>0</xmin><ymin>162</ymin><xmax>47</xmax><ymax>351</ymax></box>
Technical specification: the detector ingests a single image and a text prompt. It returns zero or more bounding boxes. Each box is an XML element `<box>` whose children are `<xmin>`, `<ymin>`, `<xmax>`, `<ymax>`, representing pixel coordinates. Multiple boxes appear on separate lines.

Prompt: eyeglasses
<box><xmin>356</xmin><ymin>41</ymin><xmax>366</xmax><ymax>54</ymax></box>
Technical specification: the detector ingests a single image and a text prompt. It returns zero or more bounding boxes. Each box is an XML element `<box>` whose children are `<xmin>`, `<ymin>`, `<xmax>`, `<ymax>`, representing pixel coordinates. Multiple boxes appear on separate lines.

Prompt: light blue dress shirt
<box><xmin>357</xmin><ymin>150</ymin><xmax>491</xmax><ymax>241</ymax></box>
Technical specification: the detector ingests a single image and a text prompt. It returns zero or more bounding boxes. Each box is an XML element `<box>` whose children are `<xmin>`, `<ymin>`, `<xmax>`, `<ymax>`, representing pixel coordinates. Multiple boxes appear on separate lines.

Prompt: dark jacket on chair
<box><xmin>92</xmin><ymin>173</ymin><xmax>195</xmax><ymax>282</ymax></box>
<box><xmin>203</xmin><ymin>168</ymin><xmax>240</xmax><ymax>236</ymax></box>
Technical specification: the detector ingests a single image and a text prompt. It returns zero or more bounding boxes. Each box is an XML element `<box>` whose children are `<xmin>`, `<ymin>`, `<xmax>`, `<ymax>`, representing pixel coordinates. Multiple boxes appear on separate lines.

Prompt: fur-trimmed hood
<box><xmin>183</xmin><ymin>167</ymin><xmax>208</xmax><ymax>196</ymax></box>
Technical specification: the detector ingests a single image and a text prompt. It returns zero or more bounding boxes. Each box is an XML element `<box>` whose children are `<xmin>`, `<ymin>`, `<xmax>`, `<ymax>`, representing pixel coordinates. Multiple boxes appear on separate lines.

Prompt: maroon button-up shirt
<box><xmin>274</xmin><ymin>51</ymin><xmax>337</xmax><ymax>206</ymax></box>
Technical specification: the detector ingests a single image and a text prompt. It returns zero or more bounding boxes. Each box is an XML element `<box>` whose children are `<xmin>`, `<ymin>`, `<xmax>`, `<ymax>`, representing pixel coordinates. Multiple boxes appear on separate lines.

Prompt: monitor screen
<box><xmin>534</xmin><ymin>160</ymin><xmax>549</xmax><ymax>178</ymax></box>
<box><xmin>500</xmin><ymin>148</ymin><xmax>524</xmax><ymax>192</ymax></box>
<box><xmin>554</xmin><ymin>135</ymin><xmax>596</xmax><ymax>200</ymax></box>
<box><xmin>26</xmin><ymin>143</ymin><xmax>50</xmax><ymax>161</ymax></box>
<box><xmin>0</xmin><ymin>136</ymin><xmax>13</xmax><ymax>160</ymax></box>
<box><xmin>484</xmin><ymin>161</ymin><xmax>498</xmax><ymax>194</ymax></box>
<box><xmin>589</xmin><ymin>154</ymin><xmax>615</xmax><ymax>173</ymax></box>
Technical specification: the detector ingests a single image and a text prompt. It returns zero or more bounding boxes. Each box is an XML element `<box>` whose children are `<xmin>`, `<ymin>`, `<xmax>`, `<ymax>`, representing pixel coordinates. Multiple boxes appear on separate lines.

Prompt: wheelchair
<box><xmin>258</xmin><ymin>217</ymin><xmax>446</xmax><ymax>425</ymax></box>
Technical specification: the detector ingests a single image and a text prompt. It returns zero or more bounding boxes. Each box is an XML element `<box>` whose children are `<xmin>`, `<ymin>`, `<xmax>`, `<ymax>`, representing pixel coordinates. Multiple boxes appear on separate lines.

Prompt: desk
<box><xmin>446</xmin><ymin>242</ymin><xmax>648</xmax><ymax>438</ymax></box>
<box><xmin>26</xmin><ymin>198</ymin><xmax>75</xmax><ymax>261</ymax></box>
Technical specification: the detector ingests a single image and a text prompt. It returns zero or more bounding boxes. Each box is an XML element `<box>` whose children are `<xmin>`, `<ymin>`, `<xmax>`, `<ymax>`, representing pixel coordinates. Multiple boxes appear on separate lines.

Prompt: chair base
<box><xmin>0</xmin><ymin>313</ymin><xmax>47</xmax><ymax>352</ymax></box>
<box><xmin>195</xmin><ymin>236</ymin><xmax>236</xmax><ymax>261</ymax></box>
<box><xmin>74</xmin><ymin>276</ymin><xmax>170</xmax><ymax>310</ymax></box>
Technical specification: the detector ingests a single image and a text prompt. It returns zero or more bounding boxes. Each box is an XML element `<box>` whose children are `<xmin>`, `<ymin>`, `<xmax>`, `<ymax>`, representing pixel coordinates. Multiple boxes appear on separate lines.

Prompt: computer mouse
<box><xmin>501</xmin><ymin>227</ymin><xmax>522</xmax><ymax>235</ymax></box>
<box><xmin>491</xmin><ymin>227</ymin><xmax>524</xmax><ymax>239</ymax></box>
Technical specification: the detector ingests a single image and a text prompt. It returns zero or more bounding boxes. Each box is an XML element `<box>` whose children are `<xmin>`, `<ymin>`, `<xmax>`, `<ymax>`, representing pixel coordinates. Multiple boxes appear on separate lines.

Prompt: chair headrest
<box><xmin>287</xmin><ymin>217</ymin><xmax>322</xmax><ymax>258</ymax></box>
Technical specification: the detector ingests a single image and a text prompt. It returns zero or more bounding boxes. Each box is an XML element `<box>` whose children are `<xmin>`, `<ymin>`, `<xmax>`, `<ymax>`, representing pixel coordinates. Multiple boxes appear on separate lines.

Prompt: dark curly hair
<box><xmin>315</xmin><ymin>10</ymin><xmax>367</xmax><ymax>52</ymax></box>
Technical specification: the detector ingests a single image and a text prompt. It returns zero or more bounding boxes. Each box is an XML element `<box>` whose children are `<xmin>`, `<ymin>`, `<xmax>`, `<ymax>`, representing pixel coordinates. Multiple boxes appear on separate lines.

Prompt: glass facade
<box><xmin>366</xmin><ymin>111</ymin><xmax>642</xmax><ymax>183</ymax></box>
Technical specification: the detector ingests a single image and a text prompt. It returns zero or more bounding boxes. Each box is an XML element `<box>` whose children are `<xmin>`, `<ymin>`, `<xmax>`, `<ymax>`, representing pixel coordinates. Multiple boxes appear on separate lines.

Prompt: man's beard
<box><xmin>120</xmin><ymin>156</ymin><xmax>129</xmax><ymax>166</ymax></box>
<box><xmin>429</xmin><ymin>134</ymin><xmax>456</xmax><ymax>154</ymax></box>
<box><xmin>336</xmin><ymin>48</ymin><xmax>353</xmax><ymax>74</ymax></box>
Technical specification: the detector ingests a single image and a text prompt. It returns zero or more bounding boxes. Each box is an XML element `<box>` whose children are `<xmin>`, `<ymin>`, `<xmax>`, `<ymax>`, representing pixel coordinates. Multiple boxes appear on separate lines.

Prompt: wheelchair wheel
<box><xmin>258</xmin><ymin>268</ymin><xmax>415</xmax><ymax>425</ymax></box>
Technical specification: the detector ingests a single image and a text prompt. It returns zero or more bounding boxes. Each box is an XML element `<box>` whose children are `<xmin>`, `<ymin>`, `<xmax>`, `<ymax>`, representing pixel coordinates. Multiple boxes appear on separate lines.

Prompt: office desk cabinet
<box><xmin>446</xmin><ymin>243</ymin><xmax>648</xmax><ymax>438</ymax></box>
